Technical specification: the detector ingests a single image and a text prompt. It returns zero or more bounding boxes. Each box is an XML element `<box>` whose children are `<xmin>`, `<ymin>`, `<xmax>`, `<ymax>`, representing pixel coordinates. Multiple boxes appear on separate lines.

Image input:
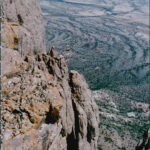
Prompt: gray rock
<box><xmin>69</xmin><ymin>70</ymin><xmax>99</xmax><ymax>150</ymax></box>
<box><xmin>2</xmin><ymin>0</ymin><xmax>46</xmax><ymax>55</ymax></box>
<box><xmin>135</xmin><ymin>129</ymin><xmax>150</xmax><ymax>150</ymax></box>
<box><xmin>1</xmin><ymin>0</ymin><xmax>99</xmax><ymax>149</ymax></box>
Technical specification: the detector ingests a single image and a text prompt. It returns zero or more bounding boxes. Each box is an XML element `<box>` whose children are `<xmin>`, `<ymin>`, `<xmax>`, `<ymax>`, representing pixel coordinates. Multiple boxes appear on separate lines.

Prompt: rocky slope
<box><xmin>93</xmin><ymin>90</ymin><xmax>150</xmax><ymax>150</ymax></box>
<box><xmin>1</xmin><ymin>0</ymin><xmax>99</xmax><ymax>150</ymax></box>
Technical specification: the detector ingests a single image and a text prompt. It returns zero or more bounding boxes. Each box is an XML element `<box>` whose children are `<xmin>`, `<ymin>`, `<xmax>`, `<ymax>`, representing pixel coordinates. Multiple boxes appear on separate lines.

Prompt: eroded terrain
<box><xmin>39</xmin><ymin>0</ymin><xmax>150</xmax><ymax>149</ymax></box>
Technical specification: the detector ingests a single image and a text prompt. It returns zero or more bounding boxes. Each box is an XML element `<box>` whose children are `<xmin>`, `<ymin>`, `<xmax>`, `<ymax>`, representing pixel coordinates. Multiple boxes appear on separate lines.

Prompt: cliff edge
<box><xmin>1</xmin><ymin>0</ymin><xmax>99</xmax><ymax>150</ymax></box>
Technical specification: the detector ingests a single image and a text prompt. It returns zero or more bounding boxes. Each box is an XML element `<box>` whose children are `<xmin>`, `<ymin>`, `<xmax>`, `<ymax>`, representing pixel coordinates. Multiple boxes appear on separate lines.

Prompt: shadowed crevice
<box><xmin>67</xmin><ymin>100</ymin><xmax>79</xmax><ymax>150</ymax></box>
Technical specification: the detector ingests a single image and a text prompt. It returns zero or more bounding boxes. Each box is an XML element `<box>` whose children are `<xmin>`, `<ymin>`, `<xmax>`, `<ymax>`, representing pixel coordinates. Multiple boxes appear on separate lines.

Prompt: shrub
<box><xmin>17</xmin><ymin>14</ymin><xmax>24</xmax><ymax>25</ymax></box>
<box><xmin>45</xmin><ymin>104</ymin><xmax>59</xmax><ymax>124</ymax></box>
<box><xmin>104</xmin><ymin>136</ymin><xmax>113</xmax><ymax>143</ymax></box>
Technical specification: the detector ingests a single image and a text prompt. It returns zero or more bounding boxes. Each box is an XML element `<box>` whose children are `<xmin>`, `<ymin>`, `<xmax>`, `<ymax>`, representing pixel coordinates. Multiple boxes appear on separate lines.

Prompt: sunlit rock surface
<box><xmin>1</xmin><ymin>0</ymin><xmax>99</xmax><ymax>149</ymax></box>
<box><xmin>2</xmin><ymin>0</ymin><xmax>46</xmax><ymax>55</ymax></box>
<box><xmin>1</xmin><ymin>48</ymin><xmax>99</xmax><ymax>150</ymax></box>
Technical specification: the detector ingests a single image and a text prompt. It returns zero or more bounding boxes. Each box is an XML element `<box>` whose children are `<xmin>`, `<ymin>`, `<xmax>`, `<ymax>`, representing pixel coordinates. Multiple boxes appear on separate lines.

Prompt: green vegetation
<box><xmin>98</xmin><ymin>146</ymin><xmax>103</xmax><ymax>150</ymax></box>
<box><xmin>7</xmin><ymin>17</ymin><xmax>13</xmax><ymax>22</ymax></box>
<box><xmin>120</xmin><ymin>147</ymin><xmax>126</xmax><ymax>150</ymax></box>
<box><xmin>33</xmin><ymin>49</ymin><xmax>38</xmax><ymax>55</ymax></box>
<box><xmin>17</xmin><ymin>14</ymin><xmax>24</xmax><ymax>25</ymax></box>
<box><xmin>104</xmin><ymin>137</ymin><xmax>113</xmax><ymax>143</ymax></box>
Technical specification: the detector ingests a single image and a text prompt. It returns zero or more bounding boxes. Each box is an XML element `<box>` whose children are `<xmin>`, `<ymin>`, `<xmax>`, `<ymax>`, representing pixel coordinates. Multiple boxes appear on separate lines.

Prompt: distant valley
<box><xmin>39</xmin><ymin>0</ymin><xmax>150</xmax><ymax>149</ymax></box>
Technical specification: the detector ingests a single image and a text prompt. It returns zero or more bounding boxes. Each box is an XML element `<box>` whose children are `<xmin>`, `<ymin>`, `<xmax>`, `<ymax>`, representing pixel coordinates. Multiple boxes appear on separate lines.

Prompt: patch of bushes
<box><xmin>17</xmin><ymin>14</ymin><xmax>24</xmax><ymax>25</ymax></box>
<box><xmin>7</xmin><ymin>17</ymin><xmax>13</xmax><ymax>22</ymax></box>
<box><xmin>120</xmin><ymin>147</ymin><xmax>126</xmax><ymax>150</ymax></box>
<box><xmin>98</xmin><ymin>146</ymin><xmax>103</xmax><ymax>150</ymax></box>
<box><xmin>45</xmin><ymin>104</ymin><xmax>59</xmax><ymax>124</ymax></box>
<box><xmin>14</xmin><ymin>37</ymin><xmax>19</xmax><ymax>47</ymax></box>
<box><xmin>104</xmin><ymin>136</ymin><xmax>113</xmax><ymax>143</ymax></box>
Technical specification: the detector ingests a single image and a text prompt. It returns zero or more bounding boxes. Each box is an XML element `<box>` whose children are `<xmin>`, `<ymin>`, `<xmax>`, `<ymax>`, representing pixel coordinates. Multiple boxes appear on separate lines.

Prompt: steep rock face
<box><xmin>135</xmin><ymin>129</ymin><xmax>150</xmax><ymax>150</ymax></box>
<box><xmin>1</xmin><ymin>0</ymin><xmax>46</xmax><ymax>55</ymax></box>
<box><xmin>1</xmin><ymin>48</ymin><xmax>99</xmax><ymax>150</ymax></box>
<box><xmin>69</xmin><ymin>71</ymin><xmax>99</xmax><ymax>150</ymax></box>
<box><xmin>1</xmin><ymin>0</ymin><xmax>99</xmax><ymax>149</ymax></box>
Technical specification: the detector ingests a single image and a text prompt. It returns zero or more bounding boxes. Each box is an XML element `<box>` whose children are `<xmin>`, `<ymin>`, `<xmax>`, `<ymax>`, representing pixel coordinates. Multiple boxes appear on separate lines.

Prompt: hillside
<box><xmin>93</xmin><ymin>90</ymin><xmax>149</xmax><ymax>150</ymax></box>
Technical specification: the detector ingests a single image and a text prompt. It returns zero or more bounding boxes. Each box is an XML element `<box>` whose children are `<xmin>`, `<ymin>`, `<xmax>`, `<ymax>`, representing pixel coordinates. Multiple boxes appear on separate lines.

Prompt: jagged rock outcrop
<box><xmin>1</xmin><ymin>0</ymin><xmax>46</xmax><ymax>55</ymax></box>
<box><xmin>1</xmin><ymin>1</ymin><xmax>99</xmax><ymax>149</ymax></box>
<box><xmin>1</xmin><ymin>48</ymin><xmax>99</xmax><ymax>150</ymax></box>
<box><xmin>135</xmin><ymin>129</ymin><xmax>150</xmax><ymax>150</ymax></box>
<box><xmin>69</xmin><ymin>71</ymin><xmax>99</xmax><ymax>150</ymax></box>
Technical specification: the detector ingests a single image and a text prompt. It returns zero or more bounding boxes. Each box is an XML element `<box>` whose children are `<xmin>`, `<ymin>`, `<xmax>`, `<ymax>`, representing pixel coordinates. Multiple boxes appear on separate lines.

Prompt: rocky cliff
<box><xmin>135</xmin><ymin>129</ymin><xmax>150</xmax><ymax>150</ymax></box>
<box><xmin>1</xmin><ymin>0</ymin><xmax>46</xmax><ymax>55</ymax></box>
<box><xmin>1</xmin><ymin>0</ymin><xmax>99</xmax><ymax>150</ymax></box>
